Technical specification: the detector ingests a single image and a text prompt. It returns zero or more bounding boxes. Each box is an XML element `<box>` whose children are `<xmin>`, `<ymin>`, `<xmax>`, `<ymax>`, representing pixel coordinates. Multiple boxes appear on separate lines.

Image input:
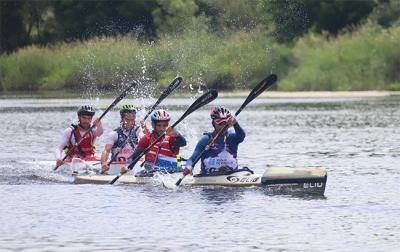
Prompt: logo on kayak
<box><xmin>227</xmin><ymin>176</ymin><xmax>259</xmax><ymax>183</ymax></box>
<box><xmin>303</xmin><ymin>182</ymin><xmax>324</xmax><ymax>188</ymax></box>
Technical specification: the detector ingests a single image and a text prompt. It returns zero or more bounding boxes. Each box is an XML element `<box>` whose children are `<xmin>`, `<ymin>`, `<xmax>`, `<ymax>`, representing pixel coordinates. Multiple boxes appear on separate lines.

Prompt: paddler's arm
<box><xmin>230</xmin><ymin>117</ymin><xmax>246</xmax><ymax>143</ymax></box>
<box><xmin>140</xmin><ymin>120</ymin><xmax>150</xmax><ymax>135</ymax></box>
<box><xmin>182</xmin><ymin>135</ymin><xmax>209</xmax><ymax>175</ymax></box>
<box><xmin>92</xmin><ymin>118</ymin><xmax>104</xmax><ymax>137</ymax></box>
<box><xmin>101</xmin><ymin>144</ymin><xmax>112</xmax><ymax>172</ymax></box>
<box><xmin>54</xmin><ymin>128</ymin><xmax>72</xmax><ymax>167</ymax></box>
<box><xmin>101</xmin><ymin>131</ymin><xmax>118</xmax><ymax>172</ymax></box>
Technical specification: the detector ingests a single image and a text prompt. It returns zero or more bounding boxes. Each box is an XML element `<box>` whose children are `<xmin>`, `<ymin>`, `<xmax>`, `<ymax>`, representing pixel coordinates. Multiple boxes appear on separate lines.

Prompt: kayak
<box><xmin>74</xmin><ymin>167</ymin><xmax>328</xmax><ymax>195</ymax></box>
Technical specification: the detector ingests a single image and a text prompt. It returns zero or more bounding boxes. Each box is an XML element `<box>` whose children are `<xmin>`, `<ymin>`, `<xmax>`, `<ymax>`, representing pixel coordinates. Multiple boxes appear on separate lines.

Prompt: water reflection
<box><xmin>199</xmin><ymin>187</ymin><xmax>246</xmax><ymax>205</ymax></box>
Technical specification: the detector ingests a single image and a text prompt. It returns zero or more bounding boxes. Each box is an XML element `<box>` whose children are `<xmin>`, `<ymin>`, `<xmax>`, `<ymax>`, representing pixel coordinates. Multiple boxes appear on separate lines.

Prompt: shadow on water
<box><xmin>262</xmin><ymin>187</ymin><xmax>327</xmax><ymax>200</ymax></box>
<box><xmin>197</xmin><ymin>187</ymin><xmax>247</xmax><ymax>205</ymax></box>
<box><xmin>196</xmin><ymin>186</ymin><xmax>326</xmax><ymax>204</ymax></box>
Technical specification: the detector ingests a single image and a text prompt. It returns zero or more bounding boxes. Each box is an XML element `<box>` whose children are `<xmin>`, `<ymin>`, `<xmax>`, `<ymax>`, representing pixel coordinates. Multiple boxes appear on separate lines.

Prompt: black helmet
<box><xmin>120</xmin><ymin>104</ymin><xmax>136</xmax><ymax>117</ymax></box>
<box><xmin>77</xmin><ymin>105</ymin><xmax>95</xmax><ymax>117</ymax></box>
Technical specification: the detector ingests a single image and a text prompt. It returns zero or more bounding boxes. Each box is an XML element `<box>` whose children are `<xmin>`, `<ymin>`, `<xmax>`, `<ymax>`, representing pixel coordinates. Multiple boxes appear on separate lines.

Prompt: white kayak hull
<box><xmin>74</xmin><ymin>167</ymin><xmax>327</xmax><ymax>195</ymax></box>
<box><xmin>56</xmin><ymin>158</ymin><xmax>126</xmax><ymax>175</ymax></box>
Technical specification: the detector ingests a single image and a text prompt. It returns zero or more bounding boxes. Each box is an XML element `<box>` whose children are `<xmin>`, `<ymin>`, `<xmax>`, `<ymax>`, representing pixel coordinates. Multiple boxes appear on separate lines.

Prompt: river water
<box><xmin>0</xmin><ymin>95</ymin><xmax>399</xmax><ymax>251</ymax></box>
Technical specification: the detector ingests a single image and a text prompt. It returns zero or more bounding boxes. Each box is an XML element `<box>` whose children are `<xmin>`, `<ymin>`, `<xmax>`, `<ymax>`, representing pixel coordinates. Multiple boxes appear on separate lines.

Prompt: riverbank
<box><xmin>1</xmin><ymin>23</ymin><xmax>399</xmax><ymax>92</ymax></box>
<box><xmin>2</xmin><ymin>90</ymin><xmax>400</xmax><ymax>99</ymax></box>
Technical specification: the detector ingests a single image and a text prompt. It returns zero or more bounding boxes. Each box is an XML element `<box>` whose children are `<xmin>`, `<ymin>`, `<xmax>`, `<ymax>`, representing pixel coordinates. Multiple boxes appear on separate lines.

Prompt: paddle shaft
<box><xmin>110</xmin><ymin>89</ymin><xmax>218</xmax><ymax>184</ymax></box>
<box><xmin>54</xmin><ymin>82</ymin><xmax>136</xmax><ymax>171</ymax></box>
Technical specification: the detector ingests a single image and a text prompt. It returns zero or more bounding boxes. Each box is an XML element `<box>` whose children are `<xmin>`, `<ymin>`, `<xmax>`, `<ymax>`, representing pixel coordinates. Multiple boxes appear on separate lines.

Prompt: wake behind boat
<box><xmin>74</xmin><ymin>166</ymin><xmax>328</xmax><ymax>195</ymax></box>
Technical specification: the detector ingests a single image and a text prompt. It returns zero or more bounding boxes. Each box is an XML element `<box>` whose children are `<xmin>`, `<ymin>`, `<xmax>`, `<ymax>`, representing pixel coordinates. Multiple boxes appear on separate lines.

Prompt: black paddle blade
<box><xmin>236</xmin><ymin>74</ymin><xmax>277</xmax><ymax>116</ymax></box>
<box><xmin>144</xmin><ymin>77</ymin><xmax>183</xmax><ymax>121</ymax></box>
<box><xmin>160</xmin><ymin>76</ymin><xmax>182</xmax><ymax>101</ymax></box>
<box><xmin>173</xmin><ymin>89</ymin><xmax>218</xmax><ymax>127</ymax></box>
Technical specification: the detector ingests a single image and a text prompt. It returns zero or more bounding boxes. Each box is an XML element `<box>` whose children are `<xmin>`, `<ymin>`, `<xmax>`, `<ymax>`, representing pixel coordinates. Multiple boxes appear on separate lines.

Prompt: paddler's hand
<box><xmin>93</xmin><ymin>118</ymin><xmax>102</xmax><ymax>127</ymax></box>
<box><xmin>166</xmin><ymin>126</ymin><xmax>175</xmax><ymax>136</ymax></box>
<box><xmin>101</xmin><ymin>163</ymin><xmax>109</xmax><ymax>173</ymax></box>
<box><xmin>183</xmin><ymin>167</ymin><xmax>192</xmax><ymax>176</ymax></box>
<box><xmin>120</xmin><ymin>166</ymin><xmax>129</xmax><ymax>174</ymax></box>
<box><xmin>140</xmin><ymin>120</ymin><xmax>150</xmax><ymax>134</ymax></box>
<box><xmin>227</xmin><ymin>116</ymin><xmax>237</xmax><ymax>127</ymax></box>
<box><xmin>56</xmin><ymin>159</ymin><xmax>65</xmax><ymax>167</ymax></box>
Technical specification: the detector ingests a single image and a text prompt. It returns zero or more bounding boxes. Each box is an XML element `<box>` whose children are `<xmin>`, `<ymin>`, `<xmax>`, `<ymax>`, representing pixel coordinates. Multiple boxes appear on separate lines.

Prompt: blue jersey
<box><xmin>186</xmin><ymin>123</ymin><xmax>245</xmax><ymax>173</ymax></box>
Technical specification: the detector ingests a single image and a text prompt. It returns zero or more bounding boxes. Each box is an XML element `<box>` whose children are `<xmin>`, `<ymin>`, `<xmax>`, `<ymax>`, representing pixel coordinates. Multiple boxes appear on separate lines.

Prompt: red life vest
<box><xmin>144</xmin><ymin>133</ymin><xmax>178</xmax><ymax>163</ymax></box>
<box><xmin>65</xmin><ymin>124</ymin><xmax>95</xmax><ymax>159</ymax></box>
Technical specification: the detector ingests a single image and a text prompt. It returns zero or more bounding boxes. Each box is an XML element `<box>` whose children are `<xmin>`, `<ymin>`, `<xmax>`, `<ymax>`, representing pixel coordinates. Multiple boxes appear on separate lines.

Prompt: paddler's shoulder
<box><xmin>198</xmin><ymin>132</ymin><xmax>212</xmax><ymax>143</ymax></box>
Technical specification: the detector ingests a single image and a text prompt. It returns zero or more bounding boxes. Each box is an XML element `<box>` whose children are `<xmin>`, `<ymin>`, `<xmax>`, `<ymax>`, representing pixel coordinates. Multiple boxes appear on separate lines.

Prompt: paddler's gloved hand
<box><xmin>183</xmin><ymin>167</ymin><xmax>192</xmax><ymax>176</ymax></box>
<box><xmin>56</xmin><ymin>159</ymin><xmax>65</xmax><ymax>167</ymax></box>
<box><xmin>120</xmin><ymin>166</ymin><xmax>129</xmax><ymax>174</ymax></box>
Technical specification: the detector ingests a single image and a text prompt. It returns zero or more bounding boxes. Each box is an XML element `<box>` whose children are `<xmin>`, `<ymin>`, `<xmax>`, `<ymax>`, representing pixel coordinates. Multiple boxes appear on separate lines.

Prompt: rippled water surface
<box><xmin>1</xmin><ymin>96</ymin><xmax>399</xmax><ymax>251</ymax></box>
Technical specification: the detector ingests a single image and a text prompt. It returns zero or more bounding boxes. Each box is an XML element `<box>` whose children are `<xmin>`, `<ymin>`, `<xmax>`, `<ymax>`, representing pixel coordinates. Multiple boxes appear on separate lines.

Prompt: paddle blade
<box><xmin>236</xmin><ymin>74</ymin><xmax>277</xmax><ymax>116</ymax></box>
<box><xmin>160</xmin><ymin>76</ymin><xmax>182</xmax><ymax>101</ymax></box>
<box><xmin>173</xmin><ymin>89</ymin><xmax>218</xmax><ymax>126</ymax></box>
<box><xmin>144</xmin><ymin>77</ymin><xmax>183</xmax><ymax>121</ymax></box>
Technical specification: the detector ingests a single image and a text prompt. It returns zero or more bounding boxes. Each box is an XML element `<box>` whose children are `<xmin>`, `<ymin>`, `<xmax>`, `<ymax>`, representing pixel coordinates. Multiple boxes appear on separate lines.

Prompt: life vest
<box><xmin>64</xmin><ymin>124</ymin><xmax>95</xmax><ymax>159</ymax></box>
<box><xmin>200</xmin><ymin>132</ymin><xmax>238</xmax><ymax>173</ymax></box>
<box><xmin>111</xmin><ymin>126</ymin><xmax>138</xmax><ymax>162</ymax></box>
<box><xmin>144</xmin><ymin>132</ymin><xmax>181</xmax><ymax>172</ymax></box>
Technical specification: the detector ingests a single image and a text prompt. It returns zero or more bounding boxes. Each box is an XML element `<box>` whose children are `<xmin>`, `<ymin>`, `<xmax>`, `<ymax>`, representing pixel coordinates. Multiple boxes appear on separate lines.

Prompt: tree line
<box><xmin>3</xmin><ymin>0</ymin><xmax>398</xmax><ymax>54</ymax></box>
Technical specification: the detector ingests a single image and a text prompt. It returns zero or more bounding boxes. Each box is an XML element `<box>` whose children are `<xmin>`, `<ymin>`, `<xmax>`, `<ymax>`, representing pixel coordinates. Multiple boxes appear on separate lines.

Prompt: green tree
<box><xmin>260</xmin><ymin>0</ymin><xmax>377</xmax><ymax>43</ymax></box>
<box><xmin>369</xmin><ymin>0</ymin><xmax>400</xmax><ymax>27</ymax></box>
<box><xmin>0</xmin><ymin>0</ymin><xmax>29</xmax><ymax>53</ymax></box>
<box><xmin>197</xmin><ymin>0</ymin><xmax>263</xmax><ymax>31</ymax></box>
<box><xmin>52</xmin><ymin>0</ymin><xmax>157</xmax><ymax>41</ymax></box>
<box><xmin>152</xmin><ymin>0</ymin><xmax>198</xmax><ymax>35</ymax></box>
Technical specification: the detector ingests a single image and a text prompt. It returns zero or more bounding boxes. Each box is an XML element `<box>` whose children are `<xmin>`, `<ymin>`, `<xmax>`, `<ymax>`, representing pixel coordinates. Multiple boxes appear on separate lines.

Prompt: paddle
<box><xmin>109</xmin><ymin>89</ymin><xmax>219</xmax><ymax>184</ymax></box>
<box><xmin>175</xmin><ymin>74</ymin><xmax>278</xmax><ymax>186</ymax></box>
<box><xmin>102</xmin><ymin>77</ymin><xmax>183</xmax><ymax>170</ymax></box>
<box><xmin>54</xmin><ymin>82</ymin><xmax>137</xmax><ymax>171</ymax></box>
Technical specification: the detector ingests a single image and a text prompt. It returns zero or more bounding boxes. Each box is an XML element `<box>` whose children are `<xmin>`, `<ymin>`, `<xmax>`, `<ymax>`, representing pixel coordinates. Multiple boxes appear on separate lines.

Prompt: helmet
<box><xmin>210</xmin><ymin>106</ymin><xmax>231</xmax><ymax>124</ymax></box>
<box><xmin>120</xmin><ymin>104</ymin><xmax>136</xmax><ymax>117</ymax></box>
<box><xmin>77</xmin><ymin>105</ymin><xmax>95</xmax><ymax>117</ymax></box>
<box><xmin>151</xmin><ymin>109</ymin><xmax>170</xmax><ymax>122</ymax></box>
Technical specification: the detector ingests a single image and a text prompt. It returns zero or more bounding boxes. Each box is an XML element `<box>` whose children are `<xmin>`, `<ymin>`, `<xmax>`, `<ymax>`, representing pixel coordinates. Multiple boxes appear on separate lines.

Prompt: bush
<box><xmin>280</xmin><ymin>23</ymin><xmax>400</xmax><ymax>91</ymax></box>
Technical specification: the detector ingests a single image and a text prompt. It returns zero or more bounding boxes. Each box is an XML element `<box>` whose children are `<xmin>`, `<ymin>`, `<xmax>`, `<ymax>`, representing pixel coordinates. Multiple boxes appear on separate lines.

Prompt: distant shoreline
<box><xmin>220</xmin><ymin>90</ymin><xmax>400</xmax><ymax>98</ymax></box>
<box><xmin>1</xmin><ymin>90</ymin><xmax>400</xmax><ymax>99</ymax></box>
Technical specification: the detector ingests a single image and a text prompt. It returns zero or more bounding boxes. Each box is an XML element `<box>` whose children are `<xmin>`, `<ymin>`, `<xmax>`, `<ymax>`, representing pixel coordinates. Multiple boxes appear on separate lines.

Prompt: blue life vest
<box><xmin>111</xmin><ymin>127</ymin><xmax>138</xmax><ymax>161</ymax></box>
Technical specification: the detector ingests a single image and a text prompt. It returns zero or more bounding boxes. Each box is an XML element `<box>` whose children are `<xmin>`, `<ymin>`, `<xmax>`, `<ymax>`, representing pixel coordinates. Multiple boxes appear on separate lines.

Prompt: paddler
<box><xmin>122</xmin><ymin>109</ymin><xmax>187</xmax><ymax>177</ymax></box>
<box><xmin>100</xmin><ymin>104</ymin><xmax>148</xmax><ymax>173</ymax></box>
<box><xmin>183</xmin><ymin>106</ymin><xmax>251</xmax><ymax>176</ymax></box>
<box><xmin>55</xmin><ymin>105</ymin><xmax>103</xmax><ymax>167</ymax></box>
